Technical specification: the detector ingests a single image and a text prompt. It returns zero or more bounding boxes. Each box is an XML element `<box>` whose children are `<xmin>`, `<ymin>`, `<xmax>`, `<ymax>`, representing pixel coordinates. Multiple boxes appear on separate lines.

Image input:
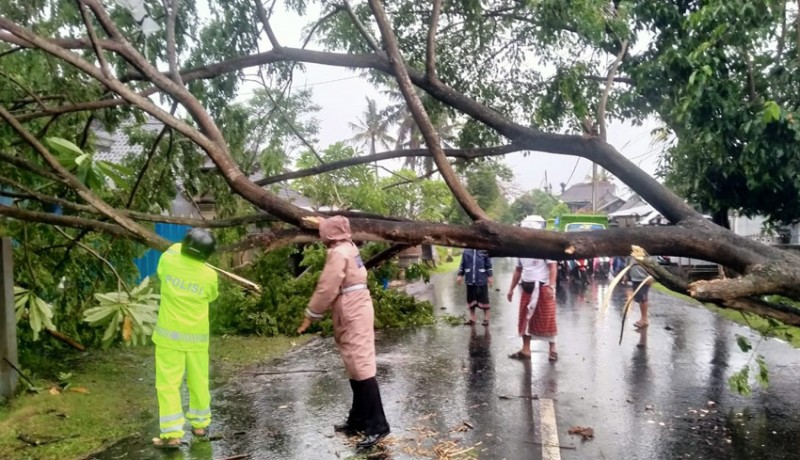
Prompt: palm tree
<box><xmin>348</xmin><ymin>97</ymin><xmax>396</xmax><ymax>156</ymax></box>
<box><xmin>382</xmin><ymin>88</ymin><xmax>460</xmax><ymax>175</ymax></box>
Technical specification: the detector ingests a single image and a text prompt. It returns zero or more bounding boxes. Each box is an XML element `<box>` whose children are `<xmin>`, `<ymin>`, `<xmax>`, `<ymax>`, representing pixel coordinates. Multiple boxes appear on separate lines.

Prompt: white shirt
<box><xmin>516</xmin><ymin>258</ymin><xmax>554</xmax><ymax>283</ymax></box>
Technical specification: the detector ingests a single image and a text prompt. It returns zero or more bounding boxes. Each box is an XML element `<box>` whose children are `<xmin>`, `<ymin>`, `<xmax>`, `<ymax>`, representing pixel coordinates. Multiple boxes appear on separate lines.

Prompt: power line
<box><xmin>299</xmin><ymin>75</ymin><xmax>362</xmax><ymax>88</ymax></box>
<box><xmin>564</xmin><ymin>157</ymin><xmax>581</xmax><ymax>188</ymax></box>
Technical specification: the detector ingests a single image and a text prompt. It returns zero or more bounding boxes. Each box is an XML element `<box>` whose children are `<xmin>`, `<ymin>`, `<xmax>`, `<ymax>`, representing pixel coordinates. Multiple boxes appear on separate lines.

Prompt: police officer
<box><xmin>152</xmin><ymin>228</ymin><xmax>219</xmax><ymax>449</ymax></box>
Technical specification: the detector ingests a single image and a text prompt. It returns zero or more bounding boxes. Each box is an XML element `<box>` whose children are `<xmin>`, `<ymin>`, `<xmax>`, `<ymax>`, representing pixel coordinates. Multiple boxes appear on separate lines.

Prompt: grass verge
<box><xmin>652</xmin><ymin>283</ymin><xmax>800</xmax><ymax>348</ymax></box>
<box><xmin>0</xmin><ymin>335</ymin><xmax>311</xmax><ymax>460</ymax></box>
<box><xmin>432</xmin><ymin>254</ymin><xmax>461</xmax><ymax>274</ymax></box>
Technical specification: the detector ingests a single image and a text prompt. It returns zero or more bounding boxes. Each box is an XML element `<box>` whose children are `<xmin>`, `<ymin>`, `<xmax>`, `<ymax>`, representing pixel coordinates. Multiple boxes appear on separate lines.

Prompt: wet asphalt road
<box><xmin>91</xmin><ymin>259</ymin><xmax>800</xmax><ymax>460</ymax></box>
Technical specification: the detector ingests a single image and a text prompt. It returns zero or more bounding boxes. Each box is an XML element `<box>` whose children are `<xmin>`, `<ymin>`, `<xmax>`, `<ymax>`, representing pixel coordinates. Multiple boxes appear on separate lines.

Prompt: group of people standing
<box><xmin>456</xmin><ymin>249</ymin><xmax>653</xmax><ymax>362</ymax></box>
<box><xmin>149</xmin><ymin>220</ymin><xmax>650</xmax><ymax>452</ymax></box>
<box><xmin>458</xmin><ymin>249</ymin><xmax>559</xmax><ymax>362</ymax></box>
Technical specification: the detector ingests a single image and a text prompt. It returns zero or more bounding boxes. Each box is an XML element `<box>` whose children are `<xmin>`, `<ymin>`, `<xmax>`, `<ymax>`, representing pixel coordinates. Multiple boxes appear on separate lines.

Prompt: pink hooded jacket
<box><xmin>306</xmin><ymin>216</ymin><xmax>377</xmax><ymax>380</ymax></box>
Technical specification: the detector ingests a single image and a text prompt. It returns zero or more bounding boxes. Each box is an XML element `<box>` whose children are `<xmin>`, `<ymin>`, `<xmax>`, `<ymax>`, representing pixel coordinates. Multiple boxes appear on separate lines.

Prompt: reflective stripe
<box><xmin>342</xmin><ymin>283</ymin><xmax>367</xmax><ymax>293</ymax></box>
<box><xmin>305</xmin><ymin>308</ymin><xmax>324</xmax><ymax>319</ymax></box>
<box><xmin>160</xmin><ymin>413</ymin><xmax>184</xmax><ymax>424</ymax></box>
<box><xmin>161</xmin><ymin>425</ymin><xmax>183</xmax><ymax>434</ymax></box>
<box><xmin>187</xmin><ymin>408</ymin><xmax>211</xmax><ymax>417</ymax></box>
<box><xmin>155</xmin><ymin>325</ymin><xmax>209</xmax><ymax>343</ymax></box>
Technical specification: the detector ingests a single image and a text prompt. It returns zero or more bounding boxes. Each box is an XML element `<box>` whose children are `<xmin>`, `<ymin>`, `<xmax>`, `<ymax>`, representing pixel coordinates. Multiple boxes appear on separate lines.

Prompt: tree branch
<box><xmin>382</xmin><ymin>168</ymin><xmax>438</xmax><ymax>190</ymax></box>
<box><xmin>0</xmin><ymin>204</ymin><xmax>133</xmax><ymax>240</ymax></box>
<box><xmin>585</xmin><ymin>75</ymin><xmax>634</xmax><ymax>85</ymax></box>
<box><xmin>217</xmin><ymin>228</ymin><xmax>317</xmax><ymax>253</ymax></box>
<box><xmin>0</xmin><ymin>14</ymin><xmax>314</xmax><ymax>229</ymax></box>
<box><xmin>13</xmin><ymin>90</ymin><xmax>157</xmax><ymax>122</ymax></box>
<box><xmin>364</xmin><ymin>244</ymin><xmax>409</xmax><ymax>270</ymax></box>
<box><xmin>342</xmin><ymin>0</ymin><xmax>380</xmax><ymax>52</ymax></box>
<box><xmin>425</xmin><ymin>0</ymin><xmax>442</xmax><ymax>80</ymax></box>
<box><xmin>164</xmin><ymin>0</ymin><xmax>184</xmax><ymax>86</ymax></box>
<box><xmin>255</xmin><ymin>0</ymin><xmax>282</xmax><ymax>49</ymax></box>
<box><xmin>255</xmin><ymin>144</ymin><xmax>520</xmax><ymax>185</ymax></box>
<box><xmin>368</xmin><ymin>0</ymin><xmax>490</xmax><ymax>222</ymax></box>
<box><xmin>598</xmin><ymin>40</ymin><xmax>628</xmax><ymax>142</ymax></box>
<box><xmin>0</xmin><ymin>150</ymin><xmax>65</xmax><ymax>183</ymax></box>
<box><xmin>76</xmin><ymin>0</ymin><xmax>112</xmax><ymax>79</ymax></box>
<box><xmin>79</xmin><ymin>0</ymin><xmax>315</xmax><ymax>227</ymax></box>
<box><xmin>53</xmin><ymin>226</ymin><xmax>129</xmax><ymax>293</ymax></box>
<box><xmin>0</xmin><ymin>27</ymin><xmax>713</xmax><ymax>227</ymax></box>
<box><xmin>0</xmin><ymin>175</ymin><xmax>278</xmax><ymax>228</ymax></box>
<box><xmin>0</xmin><ymin>106</ymin><xmax>168</xmax><ymax>248</ymax></box>
<box><xmin>0</xmin><ymin>68</ymin><xmax>47</xmax><ymax>110</ymax></box>
<box><xmin>126</xmin><ymin>100</ymin><xmax>178</xmax><ymax>207</ymax></box>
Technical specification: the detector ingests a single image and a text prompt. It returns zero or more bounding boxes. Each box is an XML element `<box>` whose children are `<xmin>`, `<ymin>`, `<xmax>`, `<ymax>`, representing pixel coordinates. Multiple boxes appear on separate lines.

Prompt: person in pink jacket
<box><xmin>297</xmin><ymin>216</ymin><xmax>390</xmax><ymax>448</ymax></box>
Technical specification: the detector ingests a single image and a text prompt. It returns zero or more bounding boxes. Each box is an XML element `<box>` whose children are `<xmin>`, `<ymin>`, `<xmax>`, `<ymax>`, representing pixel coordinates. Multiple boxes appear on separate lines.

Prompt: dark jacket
<box><xmin>458</xmin><ymin>249</ymin><xmax>493</xmax><ymax>285</ymax></box>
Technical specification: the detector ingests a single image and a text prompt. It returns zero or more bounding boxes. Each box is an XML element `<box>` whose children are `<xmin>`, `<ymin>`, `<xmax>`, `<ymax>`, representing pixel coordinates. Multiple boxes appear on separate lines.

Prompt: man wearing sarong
<box><xmin>506</xmin><ymin>257</ymin><xmax>558</xmax><ymax>362</ymax></box>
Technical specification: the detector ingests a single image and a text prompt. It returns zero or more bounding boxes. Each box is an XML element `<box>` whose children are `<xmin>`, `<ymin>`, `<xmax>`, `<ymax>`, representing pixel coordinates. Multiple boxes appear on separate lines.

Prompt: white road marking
<box><xmin>540</xmin><ymin>398</ymin><xmax>561</xmax><ymax>460</ymax></box>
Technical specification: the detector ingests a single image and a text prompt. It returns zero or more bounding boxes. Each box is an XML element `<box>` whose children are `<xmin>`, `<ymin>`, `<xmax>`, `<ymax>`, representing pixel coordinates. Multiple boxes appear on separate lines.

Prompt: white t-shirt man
<box><xmin>517</xmin><ymin>258</ymin><xmax>554</xmax><ymax>284</ymax></box>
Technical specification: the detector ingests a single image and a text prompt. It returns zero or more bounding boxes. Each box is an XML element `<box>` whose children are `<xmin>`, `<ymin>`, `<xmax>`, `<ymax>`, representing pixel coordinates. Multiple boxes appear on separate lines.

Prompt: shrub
<box><xmin>210</xmin><ymin>245</ymin><xmax>434</xmax><ymax>336</ymax></box>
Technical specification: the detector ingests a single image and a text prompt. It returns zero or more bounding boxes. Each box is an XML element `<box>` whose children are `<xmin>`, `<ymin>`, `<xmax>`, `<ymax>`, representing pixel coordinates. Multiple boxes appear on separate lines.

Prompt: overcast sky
<box><xmin>235</xmin><ymin>2</ymin><xmax>665</xmax><ymax>199</ymax></box>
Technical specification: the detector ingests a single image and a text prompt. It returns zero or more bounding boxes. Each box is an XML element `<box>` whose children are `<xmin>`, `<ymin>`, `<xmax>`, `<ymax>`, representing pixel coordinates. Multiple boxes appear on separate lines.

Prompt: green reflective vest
<box><xmin>153</xmin><ymin>243</ymin><xmax>219</xmax><ymax>351</ymax></box>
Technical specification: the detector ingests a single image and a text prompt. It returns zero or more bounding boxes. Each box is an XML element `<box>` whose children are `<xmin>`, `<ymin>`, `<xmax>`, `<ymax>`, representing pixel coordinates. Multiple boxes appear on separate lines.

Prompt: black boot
<box><xmin>355</xmin><ymin>377</ymin><xmax>390</xmax><ymax>448</ymax></box>
<box><xmin>335</xmin><ymin>379</ymin><xmax>365</xmax><ymax>434</ymax></box>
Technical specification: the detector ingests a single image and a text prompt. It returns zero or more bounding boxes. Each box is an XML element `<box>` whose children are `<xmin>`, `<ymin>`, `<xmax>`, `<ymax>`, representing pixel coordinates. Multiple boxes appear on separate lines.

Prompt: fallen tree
<box><xmin>1</xmin><ymin>0</ymin><xmax>800</xmax><ymax>327</ymax></box>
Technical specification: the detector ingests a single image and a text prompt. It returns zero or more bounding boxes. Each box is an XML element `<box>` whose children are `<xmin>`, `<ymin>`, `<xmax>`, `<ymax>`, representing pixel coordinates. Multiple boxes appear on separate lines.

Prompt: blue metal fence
<box><xmin>134</xmin><ymin>222</ymin><xmax>190</xmax><ymax>280</ymax></box>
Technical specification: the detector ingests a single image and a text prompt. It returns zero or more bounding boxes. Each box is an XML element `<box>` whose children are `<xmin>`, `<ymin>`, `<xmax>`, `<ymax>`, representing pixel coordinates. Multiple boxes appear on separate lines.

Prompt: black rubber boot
<box><xmin>355</xmin><ymin>377</ymin><xmax>390</xmax><ymax>448</ymax></box>
<box><xmin>335</xmin><ymin>379</ymin><xmax>365</xmax><ymax>434</ymax></box>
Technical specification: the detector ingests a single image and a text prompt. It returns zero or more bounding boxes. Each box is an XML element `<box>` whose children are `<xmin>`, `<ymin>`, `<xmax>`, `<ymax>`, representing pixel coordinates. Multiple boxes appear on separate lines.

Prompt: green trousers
<box><xmin>155</xmin><ymin>346</ymin><xmax>211</xmax><ymax>439</ymax></box>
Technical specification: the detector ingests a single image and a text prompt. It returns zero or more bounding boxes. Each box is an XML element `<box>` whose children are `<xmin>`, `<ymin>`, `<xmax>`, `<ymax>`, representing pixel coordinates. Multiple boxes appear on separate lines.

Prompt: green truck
<box><xmin>546</xmin><ymin>214</ymin><xmax>609</xmax><ymax>232</ymax></box>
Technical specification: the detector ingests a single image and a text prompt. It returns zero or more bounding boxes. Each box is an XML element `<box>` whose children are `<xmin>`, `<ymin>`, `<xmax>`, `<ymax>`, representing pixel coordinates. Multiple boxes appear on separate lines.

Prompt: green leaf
<box><xmin>763</xmin><ymin>100</ymin><xmax>781</xmax><ymax>123</ymax></box>
<box><xmin>101</xmin><ymin>314</ymin><xmax>118</xmax><ymax>344</ymax></box>
<box><xmin>756</xmin><ymin>355</ymin><xmax>769</xmax><ymax>388</ymax></box>
<box><xmin>45</xmin><ymin>137</ymin><xmax>84</xmax><ymax>162</ymax></box>
<box><xmin>83</xmin><ymin>305</ymin><xmax>117</xmax><ymax>324</ymax></box>
<box><xmin>727</xmin><ymin>366</ymin><xmax>751</xmax><ymax>396</ymax></box>
<box><xmin>35</xmin><ymin>297</ymin><xmax>55</xmax><ymax>330</ymax></box>
<box><xmin>735</xmin><ymin>334</ymin><xmax>752</xmax><ymax>352</ymax></box>
<box><xmin>97</xmin><ymin>161</ymin><xmax>131</xmax><ymax>189</ymax></box>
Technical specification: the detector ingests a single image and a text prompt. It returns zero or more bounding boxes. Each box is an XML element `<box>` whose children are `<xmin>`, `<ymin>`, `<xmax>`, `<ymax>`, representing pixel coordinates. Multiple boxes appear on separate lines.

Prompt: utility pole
<box><xmin>0</xmin><ymin>237</ymin><xmax>18</xmax><ymax>398</ymax></box>
<box><xmin>592</xmin><ymin>162</ymin><xmax>597</xmax><ymax>212</ymax></box>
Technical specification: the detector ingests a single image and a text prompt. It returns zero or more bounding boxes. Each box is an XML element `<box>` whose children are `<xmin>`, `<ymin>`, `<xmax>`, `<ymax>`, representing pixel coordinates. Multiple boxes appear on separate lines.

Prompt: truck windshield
<box><xmin>565</xmin><ymin>223</ymin><xmax>606</xmax><ymax>231</ymax></box>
